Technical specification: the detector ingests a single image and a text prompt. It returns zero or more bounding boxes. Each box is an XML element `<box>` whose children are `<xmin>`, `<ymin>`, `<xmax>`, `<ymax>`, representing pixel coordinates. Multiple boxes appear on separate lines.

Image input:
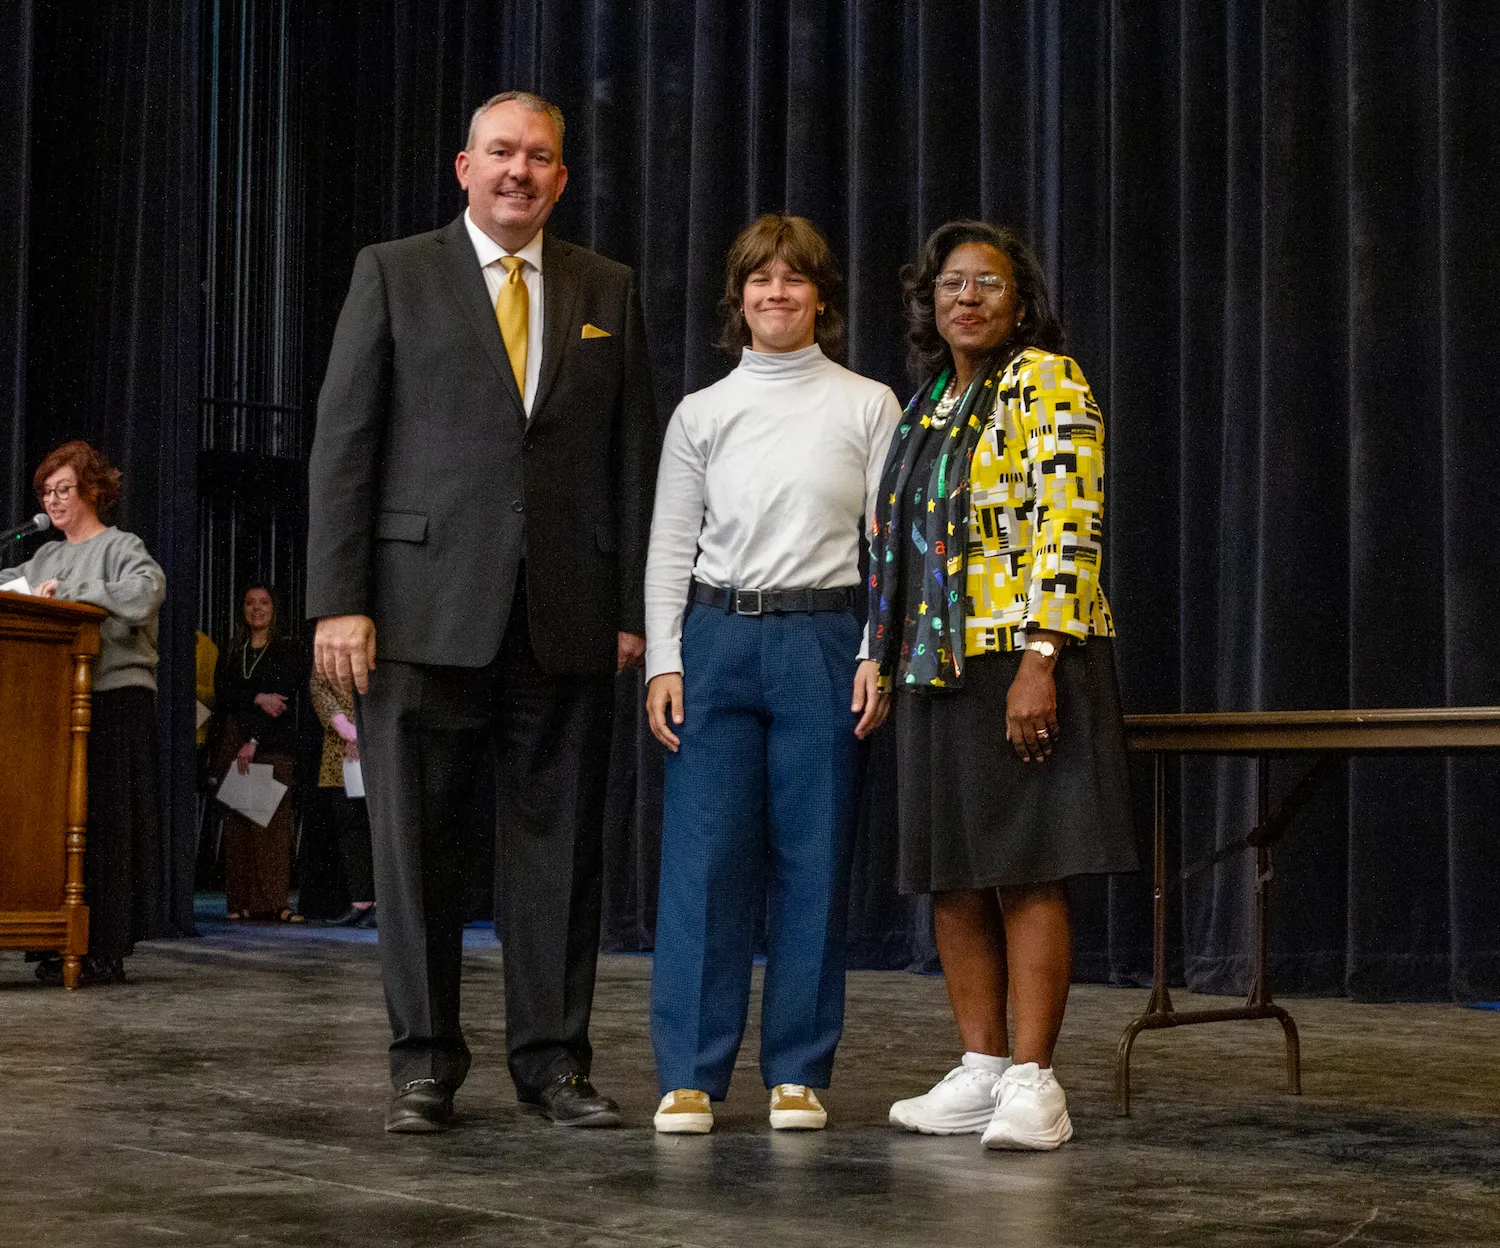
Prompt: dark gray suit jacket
<box><xmin>306</xmin><ymin>215</ymin><xmax>658</xmax><ymax>675</ymax></box>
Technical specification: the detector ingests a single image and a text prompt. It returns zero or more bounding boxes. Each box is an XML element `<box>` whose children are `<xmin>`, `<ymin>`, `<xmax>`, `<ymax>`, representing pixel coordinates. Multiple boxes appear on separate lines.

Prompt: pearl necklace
<box><xmin>242</xmin><ymin>640</ymin><xmax>269</xmax><ymax>680</ymax></box>
<box><xmin>932</xmin><ymin>376</ymin><xmax>961</xmax><ymax>428</ymax></box>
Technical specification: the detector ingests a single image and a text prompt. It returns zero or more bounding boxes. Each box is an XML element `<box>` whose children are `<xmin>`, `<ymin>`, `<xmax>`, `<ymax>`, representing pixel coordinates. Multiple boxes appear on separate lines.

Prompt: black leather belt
<box><xmin>691</xmin><ymin>581</ymin><xmax>856</xmax><ymax>617</ymax></box>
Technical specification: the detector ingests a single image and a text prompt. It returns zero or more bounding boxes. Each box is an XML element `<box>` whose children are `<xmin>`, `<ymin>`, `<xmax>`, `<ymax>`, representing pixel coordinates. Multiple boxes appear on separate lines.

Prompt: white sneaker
<box><xmin>889</xmin><ymin>1053</ymin><xmax>1011</xmax><ymax>1134</ymax></box>
<box><xmin>981</xmin><ymin>1062</ymin><xmax>1074</xmax><ymax>1150</ymax></box>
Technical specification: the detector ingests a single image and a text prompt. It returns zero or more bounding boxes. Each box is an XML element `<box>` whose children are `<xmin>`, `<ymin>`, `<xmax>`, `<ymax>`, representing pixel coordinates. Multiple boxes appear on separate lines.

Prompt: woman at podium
<box><xmin>1</xmin><ymin>440</ymin><xmax>167</xmax><ymax>985</ymax></box>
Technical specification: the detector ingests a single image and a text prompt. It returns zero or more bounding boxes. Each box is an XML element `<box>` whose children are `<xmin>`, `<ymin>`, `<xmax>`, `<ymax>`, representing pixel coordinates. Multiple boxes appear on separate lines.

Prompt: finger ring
<box><xmin>1036</xmin><ymin>729</ymin><xmax>1049</xmax><ymax>739</ymax></box>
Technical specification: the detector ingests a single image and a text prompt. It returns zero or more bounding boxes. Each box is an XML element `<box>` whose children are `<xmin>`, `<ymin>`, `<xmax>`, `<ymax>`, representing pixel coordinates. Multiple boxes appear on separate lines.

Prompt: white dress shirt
<box><xmin>464</xmin><ymin>209</ymin><xmax>544</xmax><ymax>416</ymax></box>
<box><xmin>644</xmin><ymin>344</ymin><xmax>903</xmax><ymax>681</ymax></box>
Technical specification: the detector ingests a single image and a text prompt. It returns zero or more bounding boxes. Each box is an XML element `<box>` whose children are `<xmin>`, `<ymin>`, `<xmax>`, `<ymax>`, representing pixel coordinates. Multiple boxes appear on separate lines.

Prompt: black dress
<box><xmin>213</xmin><ymin>637</ymin><xmax>301</xmax><ymax>915</ymax></box>
<box><xmin>214</xmin><ymin>638</ymin><xmax>300</xmax><ymax>757</ymax></box>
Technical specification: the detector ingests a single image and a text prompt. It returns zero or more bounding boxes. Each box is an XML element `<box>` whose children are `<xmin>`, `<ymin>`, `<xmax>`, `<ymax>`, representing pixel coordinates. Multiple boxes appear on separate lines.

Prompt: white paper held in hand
<box><xmin>217</xmin><ymin>762</ymin><xmax>288</xmax><ymax>828</ymax></box>
<box><xmin>342</xmin><ymin>759</ymin><xmax>364</xmax><ymax>798</ymax></box>
<box><xmin>0</xmin><ymin>576</ymin><xmax>32</xmax><ymax>595</ymax></box>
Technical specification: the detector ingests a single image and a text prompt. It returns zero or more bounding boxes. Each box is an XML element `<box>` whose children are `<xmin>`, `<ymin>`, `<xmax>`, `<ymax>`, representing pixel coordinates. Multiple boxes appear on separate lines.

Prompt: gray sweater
<box><xmin>1</xmin><ymin>527</ymin><xmax>166</xmax><ymax>692</ymax></box>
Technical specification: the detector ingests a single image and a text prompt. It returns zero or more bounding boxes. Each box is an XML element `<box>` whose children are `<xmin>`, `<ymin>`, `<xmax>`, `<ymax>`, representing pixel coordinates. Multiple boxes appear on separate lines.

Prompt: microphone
<box><xmin>2</xmin><ymin>513</ymin><xmax>51</xmax><ymax>543</ymax></box>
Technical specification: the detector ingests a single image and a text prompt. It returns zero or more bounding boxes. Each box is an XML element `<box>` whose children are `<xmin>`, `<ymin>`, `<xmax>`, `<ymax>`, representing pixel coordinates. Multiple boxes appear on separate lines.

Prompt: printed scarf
<box><xmin>868</xmin><ymin>359</ymin><xmax>1006</xmax><ymax>689</ymax></box>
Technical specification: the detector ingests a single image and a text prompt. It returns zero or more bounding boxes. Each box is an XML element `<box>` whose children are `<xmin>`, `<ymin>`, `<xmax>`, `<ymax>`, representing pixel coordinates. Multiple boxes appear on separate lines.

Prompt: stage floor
<box><xmin>2</xmin><ymin>923</ymin><xmax>1497</xmax><ymax>1247</ymax></box>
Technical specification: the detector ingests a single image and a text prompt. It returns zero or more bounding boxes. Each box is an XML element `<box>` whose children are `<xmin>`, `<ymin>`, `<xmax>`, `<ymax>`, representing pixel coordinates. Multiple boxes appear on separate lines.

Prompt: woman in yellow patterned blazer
<box><xmin>870</xmin><ymin>221</ymin><xmax>1138</xmax><ymax>1151</ymax></box>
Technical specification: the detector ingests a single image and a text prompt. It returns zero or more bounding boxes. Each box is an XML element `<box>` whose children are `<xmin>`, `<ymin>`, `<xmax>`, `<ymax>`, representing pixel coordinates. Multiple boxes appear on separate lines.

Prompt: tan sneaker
<box><xmin>768</xmin><ymin>1083</ymin><xmax>828</xmax><ymax>1130</ymax></box>
<box><xmin>654</xmin><ymin>1089</ymin><xmax>713</xmax><ymax>1134</ymax></box>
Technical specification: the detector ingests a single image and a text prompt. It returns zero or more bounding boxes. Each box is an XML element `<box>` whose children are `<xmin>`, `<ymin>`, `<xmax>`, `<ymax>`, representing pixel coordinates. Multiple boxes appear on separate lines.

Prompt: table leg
<box><xmin>1116</xmin><ymin>751</ymin><xmax>1304</xmax><ymax>1115</ymax></box>
<box><xmin>1251</xmin><ymin>753</ymin><xmax>1302</xmax><ymax>1095</ymax></box>
<box><xmin>1115</xmin><ymin>753</ymin><xmax>1171</xmax><ymax>1115</ymax></box>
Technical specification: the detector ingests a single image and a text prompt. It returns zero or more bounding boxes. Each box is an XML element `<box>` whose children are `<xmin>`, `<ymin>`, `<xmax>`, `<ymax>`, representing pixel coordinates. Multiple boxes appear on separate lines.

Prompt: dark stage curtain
<box><xmin>8</xmin><ymin>2</ymin><xmax>1497</xmax><ymax>1000</ymax></box>
<box><xmin>0</xmin><ymin>1</ymin><xmax>34</xmax><ymax>519</ymax></box>
<box><xmin>295</xmin><ymin>0</ymin><xmax>1500</xmax><ymax>1000</ymax></box>
<box><xmin>6</xmin><ymin>0</ymin><xmax>202</xmax><ymax>938</ymax></box>
<box><xmin>286</xmin><ymin>2</ymin><xmax>1494</xmax><ymax>1002</ymax></box>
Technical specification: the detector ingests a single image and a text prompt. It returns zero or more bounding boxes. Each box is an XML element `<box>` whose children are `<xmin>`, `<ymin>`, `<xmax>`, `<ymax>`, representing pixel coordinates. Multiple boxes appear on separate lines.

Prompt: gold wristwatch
<box><xmin>1024</xmin><ymin>638</ymin><xmax>1061</xmax><ymax>661</ymax></box>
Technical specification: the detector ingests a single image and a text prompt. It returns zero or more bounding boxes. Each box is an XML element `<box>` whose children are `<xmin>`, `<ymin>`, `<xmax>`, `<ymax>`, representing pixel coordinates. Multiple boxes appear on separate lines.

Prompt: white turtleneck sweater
<box><xmin>644</xmin><ymin>344</ymin><xmax>902</xmax><ymax>681</ymax></box>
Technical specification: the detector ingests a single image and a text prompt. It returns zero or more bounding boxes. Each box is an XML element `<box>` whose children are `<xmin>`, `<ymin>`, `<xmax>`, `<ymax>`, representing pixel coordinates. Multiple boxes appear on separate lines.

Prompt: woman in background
<box><xmin>310</xmin><ymin>671</ymin><xmax>376</xmax><ymax>927</ymax></box>
<box><xmin>214</xmin><ymin>583</ymin><xmax>303</xmax><ymax>922</ymax></box>
<box><xmin>1</xmin><ymin>440</ymin><xmax>167</xmax><ymax>985</ymax></box>
<box><xmin>196</xmin><ymin>630</ymin><xmax>218</xmax><ymax>750</ymax></box>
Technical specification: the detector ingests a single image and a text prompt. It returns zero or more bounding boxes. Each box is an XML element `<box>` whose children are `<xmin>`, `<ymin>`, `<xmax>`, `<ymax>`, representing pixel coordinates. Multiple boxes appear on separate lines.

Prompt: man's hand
<box><xmin>235</xmin><ymin>740</ymin><xmax>257</xmax><ymax>774</ymax></box>
<box><xmin>646</xmin><ymin>673</ymin><xmax>684</xmax><ymax>752</ymax></box>
<box><xmin>315</xmin><ymin>615</ymin><xmax>378</xmax><ymax>696</ymax></box>
<box><xmin>253</xmin><ymin>692</ymin><xmax>288</xmax><ymax>718</ymax></box>
<box><xmin>36</xmin><ymin>579</ymin><xmax>58</xmax><ymax>598</ymax></box>
<box><xmin>617</xmin><ymin>632</ymin><xmax>645</xmax><ymax>674</ymax></box>
<box><xmin>851</xmin><ymin>659</ymin><xmax>890</xmax><ymax>739</ymax></box>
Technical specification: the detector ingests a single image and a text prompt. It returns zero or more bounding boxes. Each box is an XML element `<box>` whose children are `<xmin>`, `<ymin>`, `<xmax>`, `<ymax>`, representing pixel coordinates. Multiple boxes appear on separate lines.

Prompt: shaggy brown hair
<box><xmin>718</xmin><ymin>214</ymin><xmax>846</xmax><ymax>362</ymax></box>
<box><xmin>33</xmin><ymin>440</ymin><xmax>121</xmax><ymax>519</ymax></box>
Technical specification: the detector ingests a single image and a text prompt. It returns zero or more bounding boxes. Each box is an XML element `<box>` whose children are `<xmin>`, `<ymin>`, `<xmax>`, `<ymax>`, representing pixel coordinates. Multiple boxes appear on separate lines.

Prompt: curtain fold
<box><xmin>0</xmin><ymin>1</ymin><xmax>33</xmax><ymax>524</ymax></box>
<box><xmin>12</xmin><ymin>0</ymin><xmax>202</xmax><ymax>937</ymax></box>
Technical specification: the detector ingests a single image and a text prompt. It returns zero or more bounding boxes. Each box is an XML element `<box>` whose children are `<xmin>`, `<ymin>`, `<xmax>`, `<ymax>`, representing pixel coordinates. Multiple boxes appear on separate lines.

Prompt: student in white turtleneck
<box><xmin>644</xmin><ymin>215</ymin><xmax>901</xmax><ymax>1136</ymax></box>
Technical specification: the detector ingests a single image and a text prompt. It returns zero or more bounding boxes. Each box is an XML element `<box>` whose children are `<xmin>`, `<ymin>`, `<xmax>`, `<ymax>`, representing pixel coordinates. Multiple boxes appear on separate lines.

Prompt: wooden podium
<box><xmin>0</xmin><ymin>590</ymin><xmax>107</xmax><ymax>989</ymax></box>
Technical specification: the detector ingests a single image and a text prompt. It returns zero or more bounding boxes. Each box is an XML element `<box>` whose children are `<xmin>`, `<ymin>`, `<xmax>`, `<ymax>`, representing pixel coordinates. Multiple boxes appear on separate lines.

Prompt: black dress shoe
<box><xmin>323</xmin><ymin>905</ymin><xmax>374</xmax><ymax>928</ymax></box>
<box><xmin>87</xmin><ymin>956</ymin><xmax>128</xmax><ymax>984</ymax></box>
<box><xmin>34</xmin><ymin>955</ymin><xmax>126</xmax><ymax>987</ymax></box>
<box><xmin>519</xmin><ymin>1073</ymin><xmax>622</xmax><ymax>1127</ymax></box>
<box><xmin>385</xmin><ymin>1078</ymin><xmax>454</xmax><ymax>1133</ymax></box>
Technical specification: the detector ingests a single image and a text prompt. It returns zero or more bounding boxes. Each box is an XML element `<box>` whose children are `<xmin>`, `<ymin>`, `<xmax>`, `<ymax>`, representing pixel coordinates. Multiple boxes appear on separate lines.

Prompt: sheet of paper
<box><xmin>0</xmin><ymin>576</ymin><xmax>31</xmax><ymax>595</ymax></box>
<box><xmin>342</xmin><ymin>759</ymin><xmax>365</xmax><ymax>798</ymax></box>
<box><xmin>195</xmin><ymin>700</ymin><xmax>211</xmax><ymax>730</ymax></box>
<box><xmin>216</xmin><ymin>762</ymin><xmax>288</xmax><ymax>829</ymax></box>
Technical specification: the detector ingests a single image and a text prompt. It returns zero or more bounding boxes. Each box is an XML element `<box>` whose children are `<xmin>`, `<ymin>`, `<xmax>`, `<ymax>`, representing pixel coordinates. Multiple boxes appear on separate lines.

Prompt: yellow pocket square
<box><xmin>580</xmin><ymin>323</ymin><xmax>612</xmax><ymax>339</ymax></box>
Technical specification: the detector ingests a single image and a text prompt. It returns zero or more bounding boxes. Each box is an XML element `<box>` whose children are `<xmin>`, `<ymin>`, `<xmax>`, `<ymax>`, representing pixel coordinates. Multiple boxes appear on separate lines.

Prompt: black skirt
<box><xmin>894</xmin><ymin>638</ymin><xmax>1140</xmax><ymax>894</ymax></box>
<box><xmin>87</xmin><ymin>686</ymin><xmax>166</xmax><ymax>958</ymax></box>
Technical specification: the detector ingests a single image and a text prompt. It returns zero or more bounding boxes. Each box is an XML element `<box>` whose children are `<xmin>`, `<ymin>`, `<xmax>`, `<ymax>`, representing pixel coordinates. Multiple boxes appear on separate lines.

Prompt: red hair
<box><xmin>33</xmin><ymin>441</ymin><xmax>121</xmax><ymax>519</ymax></box>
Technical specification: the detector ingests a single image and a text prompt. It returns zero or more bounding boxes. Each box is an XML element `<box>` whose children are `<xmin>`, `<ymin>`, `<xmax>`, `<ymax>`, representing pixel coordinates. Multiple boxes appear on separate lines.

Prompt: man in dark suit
<box><xmin>306</xmin><ymin>91</ymin><xmax>657</xmax><ymax>1133</ymax></box>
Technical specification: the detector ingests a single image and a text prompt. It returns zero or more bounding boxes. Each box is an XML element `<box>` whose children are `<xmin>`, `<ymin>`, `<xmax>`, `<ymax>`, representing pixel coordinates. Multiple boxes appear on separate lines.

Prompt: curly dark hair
<box><xmin>32</xmin><ymin>440</ymin><xmax>122</xmax><ymax>519</ymax></box>
<box><xmin>901</xmin><ymin>220</ymin><xmax>1063</xmax><ymax>383</ymax></box>
<box><xmin>718</xmin><ymin>214</ymin><xmax>846</xmax><ymax>362</ymax></box>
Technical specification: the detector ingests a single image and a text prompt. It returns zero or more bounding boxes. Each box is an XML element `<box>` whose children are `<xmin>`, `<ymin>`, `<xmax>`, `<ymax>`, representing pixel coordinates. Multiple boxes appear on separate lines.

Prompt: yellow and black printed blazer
<box><xmin>962</xmin><ymin>348</ymin><xmax>1114</xmax><ymax>655</ymax></box>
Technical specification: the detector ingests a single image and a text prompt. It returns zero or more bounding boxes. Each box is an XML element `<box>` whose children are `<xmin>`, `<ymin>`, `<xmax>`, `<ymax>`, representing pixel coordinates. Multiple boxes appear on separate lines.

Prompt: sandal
<box><xmin>276</xmin><ymin>908</ymin><xmax>306</xmax><ymax>924</ymax></box>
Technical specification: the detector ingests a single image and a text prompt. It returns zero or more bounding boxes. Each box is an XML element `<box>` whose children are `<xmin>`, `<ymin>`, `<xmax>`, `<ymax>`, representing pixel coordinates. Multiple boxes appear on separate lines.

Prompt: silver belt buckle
<box><xmin>734</xmin><ymin>588</ymin><xmax>763</xmax><ymax>616</ymax></box>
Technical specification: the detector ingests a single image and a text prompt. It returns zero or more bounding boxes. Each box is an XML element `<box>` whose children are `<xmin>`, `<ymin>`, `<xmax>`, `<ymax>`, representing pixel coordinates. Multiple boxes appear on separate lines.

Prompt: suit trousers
<box><xmin>358</xmin><ymin>585</ymin><xmax>614</xmax><ymax>1094</ymax></box>
<box><xmin>650</xmin><ymin>602</ymin><xmax>863</xmax><ymax>1100</ymax></box>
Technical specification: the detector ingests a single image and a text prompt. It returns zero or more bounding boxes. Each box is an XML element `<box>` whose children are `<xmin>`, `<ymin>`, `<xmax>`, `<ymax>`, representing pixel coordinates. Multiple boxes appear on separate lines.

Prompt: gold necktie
<box><xmin>495</xmin><ymin>256</ymin><xmax>529</xmax><ymax>399</ymax></box>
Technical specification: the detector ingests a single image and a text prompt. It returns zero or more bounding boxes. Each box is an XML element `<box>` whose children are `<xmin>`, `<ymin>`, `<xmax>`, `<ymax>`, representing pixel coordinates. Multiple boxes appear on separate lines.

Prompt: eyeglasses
<box><xmin>39</xmin><ymin>483</ymin><xmax>76</xmax><ymax>501</ymax></box>
<box><xmin>934</xmin><ymin>273</ymin><xmax>1007</xmax><ymax>299</ymax></box>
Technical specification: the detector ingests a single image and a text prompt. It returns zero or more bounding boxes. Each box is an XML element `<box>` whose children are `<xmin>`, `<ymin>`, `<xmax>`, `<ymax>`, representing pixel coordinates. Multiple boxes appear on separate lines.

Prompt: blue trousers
<box><xmin>650</xmin><ymin>602</ymin><xmax>863</xmax><ymax>1099</ymax></box>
